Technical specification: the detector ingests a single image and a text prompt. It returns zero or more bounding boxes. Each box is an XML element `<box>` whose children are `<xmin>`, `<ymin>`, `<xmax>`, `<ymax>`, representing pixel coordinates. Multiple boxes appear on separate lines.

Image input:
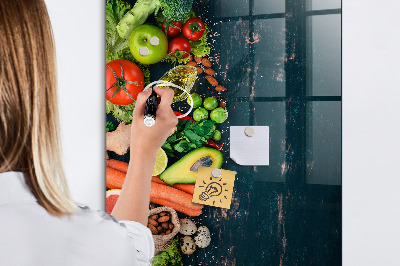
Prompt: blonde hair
<box><xmin>0</xmin><ymin>0</ymin><xmax>76</xmax><ymax>216</ymax></box>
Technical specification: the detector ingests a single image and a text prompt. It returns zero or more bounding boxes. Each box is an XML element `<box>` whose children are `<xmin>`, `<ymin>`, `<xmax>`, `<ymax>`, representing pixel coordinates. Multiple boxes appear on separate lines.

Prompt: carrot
<box><xmin>150</xmin><ymin>182</ymin><xmax>202</xmax><ymax>210</ymax></box>
<box><xmin>150</xmin><ymin>197</ymin><xmax>202</xmax><ymax>217</ymax></box>
<box><xmin>172</xmin><ymin>184</ymin><xmax>195</xmax><ymax>195</ymax></box>
<box><xmin>106</xmin><ymin>159</ymin><xmax>129</xmax><ymax>173</ymax></box>
<box><xmin>151</xmin><ymin>176</ymin><xmax>165</xmax><ymax>184</ymax></box>
<box><xmin>151</xmin><ymin>176</ymin><xmax>195</xmax><ymax>194</ymax></box>
<box><xmin>106</xmin><ymin>168</ymin><xmax>202</xmax><ymax>211</ymax></box>
<box><xmin>106</xmin><ymin>167</ymin><xmax>126</xmax><ymax>189</ymax></box>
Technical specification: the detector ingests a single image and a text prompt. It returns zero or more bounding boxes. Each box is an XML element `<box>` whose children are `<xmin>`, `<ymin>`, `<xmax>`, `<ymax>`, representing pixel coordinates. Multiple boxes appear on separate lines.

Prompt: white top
<box><xmin>0</xmin><ymin>171</ymin><xmax>155</xmax><ymax>266</ymax></box>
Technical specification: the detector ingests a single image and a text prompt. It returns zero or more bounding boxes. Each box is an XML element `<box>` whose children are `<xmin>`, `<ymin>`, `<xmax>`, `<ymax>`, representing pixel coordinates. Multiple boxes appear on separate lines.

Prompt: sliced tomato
<box><xmin>182</xmin><ymin>17</ymin><xmax>205</xmax><ymax>41</ymax></box>
<box><xmin>161</xmin><ymin>19</ymin><xmax>183</xmax><ymax>38</ymax></box>
<box><xmin>106</xmin><ymin>59</ymin><xmax>144</xmax><ymax>105</ymax></box>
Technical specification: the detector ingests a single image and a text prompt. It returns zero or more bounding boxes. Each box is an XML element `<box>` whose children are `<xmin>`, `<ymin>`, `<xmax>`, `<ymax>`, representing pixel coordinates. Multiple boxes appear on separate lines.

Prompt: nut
<box><xmin>219</xmin><ymin>100</ymin><xmax>227</xmax><ymax>108</ymax></box>
<box><xmin>166</xmin><ymin>229</ymin><xmax>172</xmax><ymax>234</ymax></box>
<box><xmin>194</xmin><ymin>56</ymin><xmax>202</xmax><ymax>64</ymax></box>
<box><xmin>189</xmin><ymin>54</ymin><xmax>193</xmax><ymax>61</ymax></box>
<box><xmin>201</xmin><ymin>58</ymin><xmax>212</xmax><ymax>68</ymax></box>
<box><xmin>161</xmin><ymin>222</ymin><xmax>169</xmax><ymax>229</ymax></box>
<box><xmin>215</xmin><ymin>85</ymin><xmax>226</xmax><ymax>92</ymax></box>
<box><xmin>186</xmin><ymin>61</ymin><xmax>197</xmax><ymax>67</ymax></box>
<box><xmin>148</xmin><ymin>218</ymin><xmax>158</xmax><ymax>227</ymax></box>
<box><xmin>169</xmin><ymin>223</ymin><xmax>174</xmax><ymax>230</ymax></box>
<box><xmin>196</xmin><ymin>67</ymin><xmax>203</xmax><ymax>75</ymax></box>
<box><xmin>148</xmin><ymin>224</ymin><xmax>158</xmax><ymax>235</ymax></box>
<box><xmin>206</xmin><ymin>75</ymin><xmax>218</xmax><ymax>86</ymax></box>
<box><xmin>160</xmin><ymin>232</ymin><xmax>166</xmax><ymax>236</ymax></box>
<box><xmin>150</xmin><ymin>214</ymin><xmax>159</xmax><ymax>220</ymax></box>
<box><xmin>159</xmin><ymin>212</ymin><xmax>166</xmax><ymax>217</ymax></box>
<box><xmin>157</xmin><ymin>226</ymin><xmax>162</xmax><ymax>233</ymax></box>
<box><xmin>158</xmin><ymin>215</ymin><xmax>170</xmax><ymax>223</ymax></box>
<box><xmin>204</xmin><ymin>68</ymin><xmax>216</xmax><ymax>75</ymax></box>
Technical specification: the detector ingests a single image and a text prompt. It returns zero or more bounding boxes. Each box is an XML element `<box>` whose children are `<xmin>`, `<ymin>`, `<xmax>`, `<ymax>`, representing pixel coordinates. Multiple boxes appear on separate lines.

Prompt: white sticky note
<box><xmin>230</xmin><ymin>126</ymin><xmax>270</xmax><ymax>166</ymax></box>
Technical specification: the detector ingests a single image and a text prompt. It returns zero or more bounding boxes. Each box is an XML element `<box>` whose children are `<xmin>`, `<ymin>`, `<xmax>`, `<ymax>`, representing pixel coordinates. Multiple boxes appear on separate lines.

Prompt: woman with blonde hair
<box><xmin>0</xmin><ymin>0</ymin><xmax>177</xmax><ymax>265</ymax></box>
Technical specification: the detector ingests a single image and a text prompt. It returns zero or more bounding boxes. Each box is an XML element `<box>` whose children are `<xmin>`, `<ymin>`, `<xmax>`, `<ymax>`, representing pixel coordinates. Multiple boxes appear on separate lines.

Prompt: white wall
<box><xmin>343</xmin><ymin>0</ymin><xmax>400</xmax><ymax>264</ymax></box>
<box><xmin>45</xmin><ymin>0</ymin><xmax>400</xmax><ymax>263</ymax></box>
<box><xmin>45</xmin><ymin>0</ymin><xmax>105</xmax><ymax>210</ymax></box>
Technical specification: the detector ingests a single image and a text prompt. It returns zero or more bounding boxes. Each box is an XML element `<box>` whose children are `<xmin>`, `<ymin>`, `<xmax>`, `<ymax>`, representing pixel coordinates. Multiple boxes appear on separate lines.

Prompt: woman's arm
<box><xmin>111</xmin><ymin>87</ymin><xmax>178</xmax><ymax>225</ymax></box>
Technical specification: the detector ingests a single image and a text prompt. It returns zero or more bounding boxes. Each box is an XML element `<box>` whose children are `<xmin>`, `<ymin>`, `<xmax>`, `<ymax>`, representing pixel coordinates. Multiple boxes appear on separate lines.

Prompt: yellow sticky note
<box><xmin>192</xmin><ymin>166</ymin><xmax>236</xmax><ymax>209</ymax></box>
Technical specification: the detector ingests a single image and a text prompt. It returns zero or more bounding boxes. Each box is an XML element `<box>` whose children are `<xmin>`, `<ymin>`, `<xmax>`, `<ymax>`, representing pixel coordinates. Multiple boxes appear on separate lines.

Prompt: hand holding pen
<box><xmin>130</xmin><ymin>86</ymin><xmax>178</xmax><ymax>158</ymax></box>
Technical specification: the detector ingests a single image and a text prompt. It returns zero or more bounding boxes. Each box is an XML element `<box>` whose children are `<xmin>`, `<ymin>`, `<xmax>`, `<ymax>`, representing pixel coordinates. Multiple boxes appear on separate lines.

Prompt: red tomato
<box><xmin>106</xmin><ymin>59</ymin><xmax>144</xmax><ymax>105</ymax></box>
<box><xmin>161</xmin><ymin>19</ymin><xmax>183</xmax><ymax>38</ymax></box>
<box><xmin>168</xmin><ymin>37</ymin><xmax>191</xmax><ymax>59</ymax></box>
<box><xmin>182</xmin><ymin>17</ymin><xmax>205</xmax><ymax>41</ymax></box>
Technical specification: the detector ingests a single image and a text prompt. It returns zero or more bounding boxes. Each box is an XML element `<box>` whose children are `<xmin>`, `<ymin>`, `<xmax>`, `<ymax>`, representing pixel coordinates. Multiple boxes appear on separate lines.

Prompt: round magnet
<box><xmin>244</xmin><ymin>126</ymin><xmax>255</xmax><ymax>137</ymax></box>
<box><xmin>139</xmin><ymin>46</ymin><xmax>150</xmax><ymax>56</ymax></box>
<box><xmin>149</xmin><ymin>36</ymin><xmax>160</xmax><ymax>46</ymax></box>
<box><xmin>211</xmin><ymin>168</ymin><xmax>222</xmax><ymax>178</ymax></box>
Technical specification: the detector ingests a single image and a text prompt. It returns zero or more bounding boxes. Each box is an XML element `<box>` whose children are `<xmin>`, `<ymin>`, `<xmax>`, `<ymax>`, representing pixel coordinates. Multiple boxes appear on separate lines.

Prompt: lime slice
<box><xmin>152</xmin><ymin>148</ymin><xmax>168</xmax><ymax>176</ymax></box>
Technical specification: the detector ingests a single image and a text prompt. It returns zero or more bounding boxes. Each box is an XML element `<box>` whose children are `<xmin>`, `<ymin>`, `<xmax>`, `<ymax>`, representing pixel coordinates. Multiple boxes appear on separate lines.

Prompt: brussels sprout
<box><xmin>212</xmin><ymin>130</ymin><xmax>221</xmax><ymax>141</ymax></box>
<box><xmin>188</xmin><ymin>93</ymin><xmax>202</xmax><ymax>109</ymax></box>
<box><xmin>203</xmin><ymin>96</ymin><xmax>218</xmax><ymax>110</ymax></box>
<box><xmin>193</xmin><ymin>107</ymin><xmax>209</xmax><ymax>121</ymax></box>
<box><xmin>210</xmin><ymin>107</ymin><xmax>228</xmax><ymax>123</ymax></box>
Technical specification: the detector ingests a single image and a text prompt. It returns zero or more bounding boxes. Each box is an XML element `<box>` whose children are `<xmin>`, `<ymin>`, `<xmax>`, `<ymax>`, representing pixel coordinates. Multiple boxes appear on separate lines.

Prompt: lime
<box><xmin>152</xmin><ymin>148</ymin><xmax>168</xmax><ymax>176</ymax></box>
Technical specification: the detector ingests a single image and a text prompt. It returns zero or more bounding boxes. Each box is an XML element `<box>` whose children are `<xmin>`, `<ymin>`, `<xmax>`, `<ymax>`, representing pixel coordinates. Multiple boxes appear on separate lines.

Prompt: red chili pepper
<box><xmin>174</xmin><ymin>111</ymin><xmax>192</xmax><ymax>121</ymax></box>
<box><xmin>174</xmin><ymin>111</ymin><xmax>223</xmax><ymax>150</ymax></box>
<box><xmin>204</xmin><ymin>138</ymin><xmax>223</xmax><ymax>150</ymax></box>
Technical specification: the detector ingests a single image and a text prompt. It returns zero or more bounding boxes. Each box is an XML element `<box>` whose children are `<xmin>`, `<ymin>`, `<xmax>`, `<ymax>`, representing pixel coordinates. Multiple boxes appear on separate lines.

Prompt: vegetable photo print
<box><xmin>105</xmin><ymin>0</ymin><xmax>342</xmax><ymax>265</ymax></box>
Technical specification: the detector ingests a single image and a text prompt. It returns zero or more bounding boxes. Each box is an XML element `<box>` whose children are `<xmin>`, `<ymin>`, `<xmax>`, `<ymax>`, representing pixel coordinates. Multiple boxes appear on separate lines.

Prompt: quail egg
<box><xmin>179</xmin><ymin>218</ymin><xmax>197</xmax><ymax>235</ymax></box>
<box><xmin>193</xmin><ymin>226</ymin><xmax>211</xmax><ymax>248</ymax></box>
<box><xmin>180</xmin><ymin>236</ymin><xmax>196</xmax><ymax>255</ymax></box>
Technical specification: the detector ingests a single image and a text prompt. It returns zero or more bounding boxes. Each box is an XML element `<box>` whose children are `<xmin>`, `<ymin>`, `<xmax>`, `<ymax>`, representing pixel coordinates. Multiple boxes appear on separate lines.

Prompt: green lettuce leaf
<box><xmin>151</xmin><ymin>237</ymin><xmax>183</xmax><ymax>266</ymax></box>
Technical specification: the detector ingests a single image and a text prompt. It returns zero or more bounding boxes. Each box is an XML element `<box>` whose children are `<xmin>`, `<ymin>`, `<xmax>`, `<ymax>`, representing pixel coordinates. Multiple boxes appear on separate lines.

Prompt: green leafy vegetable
<box><xmin>162</xmin><ymin>119</ymin><xmax>216</xmax><ymax>157</ymax></box>
<box><xmin>106</xmin><ymin>101</ymin><xmax>135</xmax><ymax>124</ymax></box>
<box><xmin>151</xmin><ymin>237</ymin><xmax>183</xmax><ymax>266</ymax></box>
<box><xmin>106</xmin><ymin>121</ymin><xmax>116</xmax><ymax>132</ymax></box>
<box><xmin>106</xmin><ymin>0</ymin><xmax>132</xmax><ymax>62</ymax></box>
<box><xmin>190</xmin><ymin>24</ymin><xmax>211</xmax><ymax>58</ymax></box>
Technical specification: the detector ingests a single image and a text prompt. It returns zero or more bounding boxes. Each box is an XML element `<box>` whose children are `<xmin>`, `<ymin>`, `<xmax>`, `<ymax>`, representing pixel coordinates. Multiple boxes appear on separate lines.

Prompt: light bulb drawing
<box><xmin>193</xmin><ymin>168</ymin><xmax>236</xmax><ymax>209</ymax></box>
<box><xmin>199</xmin><ymin>182</ymin><xmax>222</xmax><ymax>201</ymax></box>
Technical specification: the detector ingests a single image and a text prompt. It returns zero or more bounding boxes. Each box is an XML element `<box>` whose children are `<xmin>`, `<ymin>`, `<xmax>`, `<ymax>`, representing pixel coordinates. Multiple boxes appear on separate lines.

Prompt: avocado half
<box><xmin>160</xmin><ymin>147</ymin><xmax>223</xmax><ymax>185</ymax></box>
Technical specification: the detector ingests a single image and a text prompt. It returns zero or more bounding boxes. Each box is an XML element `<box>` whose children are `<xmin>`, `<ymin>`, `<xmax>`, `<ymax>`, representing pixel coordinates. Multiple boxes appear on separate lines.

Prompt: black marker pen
<box><xmin>143</xmin><ymin>89</ymin><xmax>158</xmax><ymax>127</ymax></box>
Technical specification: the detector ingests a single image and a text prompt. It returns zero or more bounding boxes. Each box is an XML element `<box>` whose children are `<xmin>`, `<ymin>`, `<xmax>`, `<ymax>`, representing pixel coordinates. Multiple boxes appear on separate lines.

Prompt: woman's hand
<box><xmin>130</xmin><ymin>86</ymin><xmax>178</xmax><ymax>159</ymax></box>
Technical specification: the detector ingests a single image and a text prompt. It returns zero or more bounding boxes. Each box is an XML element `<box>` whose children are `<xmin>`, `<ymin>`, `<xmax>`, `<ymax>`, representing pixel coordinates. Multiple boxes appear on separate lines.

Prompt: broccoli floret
<box><xmin>160</xmin><ymin>0</ymin><xmax>194</xmax><ymax>21</ymax></box>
